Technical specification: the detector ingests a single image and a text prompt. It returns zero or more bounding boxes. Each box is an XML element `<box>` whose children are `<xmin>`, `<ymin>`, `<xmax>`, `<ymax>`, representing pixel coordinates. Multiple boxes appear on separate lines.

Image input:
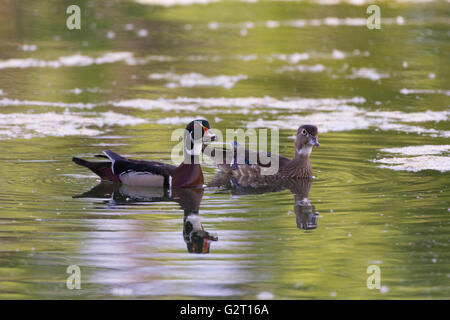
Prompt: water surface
<box><xmin>0</xmin><ymin>0</ymin><xmax>449</xmax><ymax>299</ymax></box>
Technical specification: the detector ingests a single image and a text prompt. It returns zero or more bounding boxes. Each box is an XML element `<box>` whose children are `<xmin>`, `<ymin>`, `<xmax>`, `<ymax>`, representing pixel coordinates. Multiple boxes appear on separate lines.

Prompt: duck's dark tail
<box><xmin>72</xmin><ymin>157</ymin><xmax>120</xmax><ymax>182</ymax></box>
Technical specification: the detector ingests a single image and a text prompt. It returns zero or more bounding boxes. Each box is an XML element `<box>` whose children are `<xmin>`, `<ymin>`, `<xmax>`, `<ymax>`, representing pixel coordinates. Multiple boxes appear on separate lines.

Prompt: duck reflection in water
<box><xmin>209</xmin><ymin>173</ymin><xmax>319</xmax><ymax>231</ymax></box>
<box><xmin>73</xmin><ymin>184</ymin><xmax>218</xmax><ymax>253</ymax></box>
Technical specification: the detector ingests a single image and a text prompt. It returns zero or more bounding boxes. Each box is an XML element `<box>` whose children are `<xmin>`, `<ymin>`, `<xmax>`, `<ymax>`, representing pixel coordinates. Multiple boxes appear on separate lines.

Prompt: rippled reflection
<box><xmin>74</xmin><ymin>183</ymin><xmax>218</xmax><ymax>254</ymax></box>
<box><xmin>209</xmin><ymin>173</ymin><xmax>319</xmax><ymax>231</ymax></box>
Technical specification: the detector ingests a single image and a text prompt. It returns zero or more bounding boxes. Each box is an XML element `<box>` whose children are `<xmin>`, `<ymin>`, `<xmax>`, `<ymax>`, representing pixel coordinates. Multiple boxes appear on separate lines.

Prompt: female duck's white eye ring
<box><xmin>301</xmin><ymin>129</ymin><xmax>307</xmax><ymax>136</ymax></box>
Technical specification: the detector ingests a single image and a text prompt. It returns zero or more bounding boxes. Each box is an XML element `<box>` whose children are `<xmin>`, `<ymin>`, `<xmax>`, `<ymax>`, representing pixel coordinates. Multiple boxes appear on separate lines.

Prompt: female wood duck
<box><xmin>72</xmin><ymin>119</ymin><xmax>216</xmax><ymax>188</ymax></box>
<box><xmin>207</xmin><ymin>125</ymin><xmax>319</xmax><ymax>178</ymax></box>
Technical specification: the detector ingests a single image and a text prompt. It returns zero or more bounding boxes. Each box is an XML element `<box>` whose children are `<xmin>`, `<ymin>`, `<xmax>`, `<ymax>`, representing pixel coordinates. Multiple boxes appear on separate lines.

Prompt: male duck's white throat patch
<box><xmin>185</xmin><ymin>142</ymin><xmax>203</xmax><ymax>157</ymax></box>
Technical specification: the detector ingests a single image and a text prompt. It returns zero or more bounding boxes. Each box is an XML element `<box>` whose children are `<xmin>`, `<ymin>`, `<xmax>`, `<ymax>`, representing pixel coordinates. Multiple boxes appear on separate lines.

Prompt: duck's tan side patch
<box><xmin>119</xmin><ymin>171</ymin><xmax>165</xmax><ymax>187</ymax></box>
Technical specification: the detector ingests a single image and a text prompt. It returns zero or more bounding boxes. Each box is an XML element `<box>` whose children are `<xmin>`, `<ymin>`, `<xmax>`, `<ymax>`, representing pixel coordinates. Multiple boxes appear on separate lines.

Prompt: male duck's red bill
<box><xmin>72</xmin><ymin>119</ymin><xmax>215</xmax><ymax>188</ymax></box>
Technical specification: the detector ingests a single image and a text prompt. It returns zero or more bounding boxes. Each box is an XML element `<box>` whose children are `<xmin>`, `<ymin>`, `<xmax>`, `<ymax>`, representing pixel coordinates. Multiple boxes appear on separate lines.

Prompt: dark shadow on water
<box><xmin>73</xmin><ymin>183</ymin><xmax>218</xmax><ymax>254</ymax></box>
<box><xmin>209</xmin><ymin>173</ymin><xmax>319</xmax><ymax>231</ymax></box>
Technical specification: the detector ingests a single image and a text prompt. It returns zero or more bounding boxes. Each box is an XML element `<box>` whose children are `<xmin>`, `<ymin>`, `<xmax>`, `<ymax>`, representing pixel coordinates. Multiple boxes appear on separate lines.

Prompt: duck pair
<box><xmin>72</xmin><ymin>119</ymin><xmax>320</xmax><ymax>188</ymax></box>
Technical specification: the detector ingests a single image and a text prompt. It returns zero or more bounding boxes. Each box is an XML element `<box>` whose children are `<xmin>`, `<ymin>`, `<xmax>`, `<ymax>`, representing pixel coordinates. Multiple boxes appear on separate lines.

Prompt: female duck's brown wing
<box><xmin>206</xmin><ymin>142</ymin><xmax>290</xmax><ymax>174</ymax></box>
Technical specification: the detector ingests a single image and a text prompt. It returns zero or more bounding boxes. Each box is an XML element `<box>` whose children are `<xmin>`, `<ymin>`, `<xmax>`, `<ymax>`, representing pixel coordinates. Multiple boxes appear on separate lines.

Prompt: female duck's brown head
<box><xmin>277</xmin><ymin>124</ymin><xmax>319</xmax><ymax>178</ymax></box>
<box><xmin>294</xmin><ymin>125</ymin><xmax>319</xmax><ymax>156</ymax></box>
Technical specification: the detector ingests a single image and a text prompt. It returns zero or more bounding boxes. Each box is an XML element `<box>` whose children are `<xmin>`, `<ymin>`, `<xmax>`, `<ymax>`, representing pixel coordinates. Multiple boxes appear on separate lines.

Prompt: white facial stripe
<box><xmin>103</xmin><ymin>151</ymin><xmax>115</xmax><ymax>174</ymax></box>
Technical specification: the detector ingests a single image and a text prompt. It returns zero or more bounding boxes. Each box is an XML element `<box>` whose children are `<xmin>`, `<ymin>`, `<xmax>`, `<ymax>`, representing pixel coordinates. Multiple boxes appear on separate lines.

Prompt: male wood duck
<box><xmin>72</xmin><ymin>119</ymin><xmax>216</xmax><ymax>188</ymax></box>
<box><xmin>206</xmin><ymin>125</ymin><xmax>319</xmax><ymax>178</ymax></box>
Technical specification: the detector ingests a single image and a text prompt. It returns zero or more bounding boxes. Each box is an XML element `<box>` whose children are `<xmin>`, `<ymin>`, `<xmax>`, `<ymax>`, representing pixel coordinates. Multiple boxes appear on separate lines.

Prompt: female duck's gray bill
<box><xmin>309</xmin><ymin>136</ymin><xmax>320</xmax><ymax>147</ymax></box>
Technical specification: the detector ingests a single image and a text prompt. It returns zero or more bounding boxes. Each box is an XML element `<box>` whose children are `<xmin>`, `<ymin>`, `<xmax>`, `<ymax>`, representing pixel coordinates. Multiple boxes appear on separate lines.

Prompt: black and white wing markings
<box><xmin>102</xmin><ymin>150</ymin><xmax>175</xmax><ymax>187</ymax></box>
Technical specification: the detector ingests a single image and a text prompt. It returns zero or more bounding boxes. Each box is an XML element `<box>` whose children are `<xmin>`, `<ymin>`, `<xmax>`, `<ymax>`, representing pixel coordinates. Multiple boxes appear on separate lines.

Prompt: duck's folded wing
<box><xmin>210</xmin><ymin>144</ymin><xmax>289</xmax><ymax>167</ymax></box>
<box><xmin>103</xmin><ymin>150</ymin><xmax>176</xmax><ymax>187</ymax></box>
<box><xmin>102</xmin><ymin>150</ymin><xmax>174</xmax><ymax>174</ymax></box>
<box><xmin>243</xmin><ymin>149</ymin><xmax>291</xmax><ymax>168</ymax></box>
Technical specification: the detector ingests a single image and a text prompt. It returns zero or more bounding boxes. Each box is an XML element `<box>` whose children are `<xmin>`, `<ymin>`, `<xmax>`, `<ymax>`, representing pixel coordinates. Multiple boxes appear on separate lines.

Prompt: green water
<box><xmin>0</xmin><ymin>0</ymin><xmax>449</xmax><ymax>299</ymax></box>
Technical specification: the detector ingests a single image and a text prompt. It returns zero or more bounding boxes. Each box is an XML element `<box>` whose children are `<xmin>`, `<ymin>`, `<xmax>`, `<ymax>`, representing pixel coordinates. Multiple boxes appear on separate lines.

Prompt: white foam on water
<box><xmin>209</xmin><ymin>21</ymin><xmax>220</xmax><ymax>30</ymax></box>
<box><xmin>380</xmin><ymin>145</ymin><xmax>450</xmax><ymax>156</ymax></box>
<box><xmin>242</xmin><ymin>21</ymin><xmax>255</xmax><ymax>29</ymax></box>
<box><xmin>347</xmin><ymin>68</ymin><xmax>389</xmax><ymax>81</ymax></box>
<box><xmin>148</xmin><ymin>72</ymin><xmax>248</xmax><ymax>89</ymax></box>
<box><xmin>63</xmin><ymin>87</ymin><xmax>110</xmax><ymax>95</ymax></box>
<box><xmin>257</xmin><ymin>291</ymin><xmax>274</xmax><ymax>300</ymax></box>
<box><xmin>111</xmin><ymin>98</ymin><xmax>197</xmax><ymax>112</ymax></box>
<box><xmin>109</xmin><ymin>96</ymin><xmax>366</xmax><ymax>116</ymax></box>
<box><xmin>365</xmin><ymin>110</ymin><xmax>449</xmax><ymax>123</ymax></box>
<box><xmin>110</xmin><ymin>287</ymin><xmax>134</xmax><ymax>296</ymax></box>
<box><xmin>137</xmin><ymin>13</ymin><xmax>450</xmax><ymax>39</ymax></box>
<box><xmin>19</xmin><ymin>44</ymin><xmax>38</xmax><ymax>51</ymax></box>
<box><xmin>373</xmin><ymin>156</ymin><xmax>450</xmax><ymax>172</ymax></box>
<box><xmin>246</xmin><ymin>107</ymin><xmax>449</xmax><ymax>137</ymax></box>
<box><xmin>0</xmin><ymin>52</ymin><xmax>135</xmax><ymax>69</ymax></box>
<box><xmin>0</xmin><ymin>97</ymin><xmax>98</xmax><ymax>109</ymax></box>
<box><xmin>65</xmin><ymin>88</ymin><xmax>83</xmax><ymax>95</ymax></box>
<box><xmin>202</xmin><ymin>15</ymin><xmax>418</xmax><ymax>32</ymax></box>
<box><xmin>0</xmin><ymin>49</ymin><xmax>372</xmax><ymax>70</ymax></box>
<box><xmin>268</xmin><ymin>50</ymin><xmax>368</xmax><ymax>63</ymax></box>
<box><xmin>0</xmin><ymin>111</ymin><xmax>147</xmax><ymax>139</ymax></box>
<box><xmin>266</xmin><ymin>20</ymin><xmax>280</xmax><ymax>28</ymax></box>
<box><xmin>285</xmin><ymin>17</ymin><xmax>369</xmax><ymax>28</ymax></box>
<box><xmin>0</xmin><ymin>52</ymin><xmax>177</xmax><ymax>69</ymax></box>
<box><xmin>137</xmin><ymin>29</ymin><xmax>148</xmax><ymax>37</ymax></box>
<box><xmin>91</xmin><ymin>143</ymin><xmax>128</xmax><ymax>147</ymax></box>
<box><xmin>270</xmin><ymin>53</ymin><xmax>310</xmax><ymax>63</ymax></box>
<box><xmin>154</xmin><ymin>116</ymin><xmax>204</xmax><ymax>125</ymax></box>
<box><xmin>1</xmin><ymin>96</ymin><xmax>446</xmax><ymax>138</ymax></box>
<box><xmin>396</xmin><ymin>0</ymin><xmax>436</xmax><ymax>3</ymax></box>
<box><xmin>277</xmin><ymin>0</ymin><xmax>438</xmax><ymax>4</ymax></box>
<box><xmin>316</xmin><ymin>0</ymin><xmax>368</xmax><ymax>4</ymax></box>
<box><xmin>234</xmin><ymin>54</ymin><xmax>259</xmax><ymax>61</ymax></box>
<box><xmin>247</xmin><ymin>111</ymin><xmax>372</xmax><ymax>133</ymax></box>
<box><xmin>400</xmin><ymin>88</ymin><xmax>450</xmax><ymax>96</ymax></box>
<box><xmin>106</xmin><ymin>31</ymin><xmax>116</xmax><ymax>39</ymax></box>
<box><xmin>135</xmin><ymin>0</ymin><xmax>219</xmax><ymax>6</ymax></box>
<box><xmin>277</xmin><ymin>64</ymin><xmax>326</xmax><ymax>73</ymax></box>
<box><xmin>376</xmin><ymin>123</ymin><xmax>449</xmax><ymax>138</ymax></box>
<box><xmin>332</xmin><ymin>49</ymin><xmax>346</xmax><ymax>59</ymax></box>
